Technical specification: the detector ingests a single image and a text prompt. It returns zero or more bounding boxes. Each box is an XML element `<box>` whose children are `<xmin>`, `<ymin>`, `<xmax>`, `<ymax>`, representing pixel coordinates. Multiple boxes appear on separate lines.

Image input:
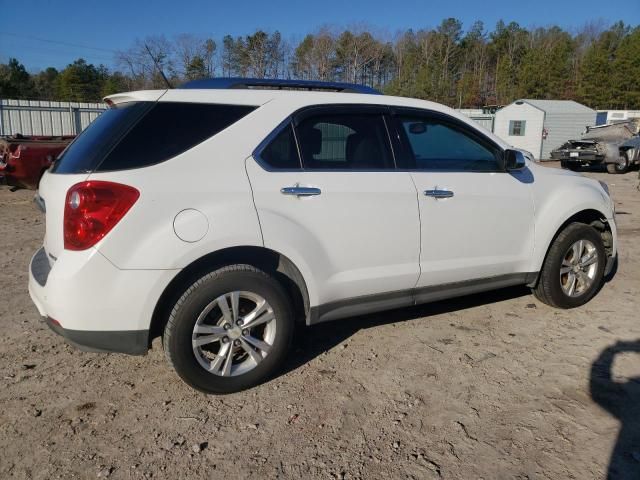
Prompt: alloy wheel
<box><xmin>559</xmin><ymin>239</ymin><xmax>599</xmax><ymax>297</ymax></box>
<box><xmin>191</xmin><ymin>291</ymin><xmax>276</xmax><ymax>377</ymax></box>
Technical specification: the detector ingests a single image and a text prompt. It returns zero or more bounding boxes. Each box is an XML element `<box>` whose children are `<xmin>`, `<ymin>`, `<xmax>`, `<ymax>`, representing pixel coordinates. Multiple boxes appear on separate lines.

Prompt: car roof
<box><xmin>106</xmin><ymin>88</ymin><xmax>457</xmax><ymax>114</ymax></box>
<box><xmin>104</xmin><ymin>88</ymin><xmax>511</xmax><ymax>150</ymax></box>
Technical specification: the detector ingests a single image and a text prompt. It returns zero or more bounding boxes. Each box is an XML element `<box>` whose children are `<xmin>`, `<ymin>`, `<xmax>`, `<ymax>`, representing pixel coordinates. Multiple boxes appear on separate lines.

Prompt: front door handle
<box><xmin>424</xmin><ymin>189</ymin><xmax>454</xmax><ymax>199</ymax></box>
<box><xmin>281</xmin><ymin>186</ymin><xmax>322</xmax><ymax>197</ymax></box>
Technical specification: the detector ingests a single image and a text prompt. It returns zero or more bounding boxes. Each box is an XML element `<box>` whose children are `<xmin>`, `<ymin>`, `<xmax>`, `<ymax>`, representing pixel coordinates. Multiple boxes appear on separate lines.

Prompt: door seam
<box><xmin>243</xmin><ymin>156</ymin><xmax>265</xmax><ymax>247</ymax></box>
<box><xmin>407</xmin><ymin>171</ymin><xmax>423</xmax><ymax>295</ymax></box>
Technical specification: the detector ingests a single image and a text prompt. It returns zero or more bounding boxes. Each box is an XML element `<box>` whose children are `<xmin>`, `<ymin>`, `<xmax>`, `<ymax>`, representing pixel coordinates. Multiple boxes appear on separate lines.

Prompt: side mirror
<box><xmin>505</xmin><ymin>149</ymin><xmax>526</xmax><ymax>171</ymax></box>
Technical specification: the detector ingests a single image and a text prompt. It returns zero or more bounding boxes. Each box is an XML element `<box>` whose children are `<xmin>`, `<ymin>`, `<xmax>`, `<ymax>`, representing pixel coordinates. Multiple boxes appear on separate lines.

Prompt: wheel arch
<box><xmin>530</xmin><ymin>208</ymin><xmax>613</xmax><ymax>287</ymax></box>
<box><xmin>148</xmin><ymin>246</ymin><xmax>310</xmax><ymax>346</ymax></box>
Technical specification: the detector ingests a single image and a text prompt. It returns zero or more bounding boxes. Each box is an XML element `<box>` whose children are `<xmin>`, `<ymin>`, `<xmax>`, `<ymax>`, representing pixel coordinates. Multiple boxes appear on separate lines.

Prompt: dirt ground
<box><xmin>0</xmin><ymin>164</ymin><xmax>639</xmax><ymax>480</ymax></box>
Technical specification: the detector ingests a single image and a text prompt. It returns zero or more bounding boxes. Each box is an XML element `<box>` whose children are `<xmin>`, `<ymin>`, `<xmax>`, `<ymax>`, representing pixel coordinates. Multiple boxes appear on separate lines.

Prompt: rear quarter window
<box><xmin>98</xmin><ymin>103</ymin><xmax>256</xmax><ymax>171</ymax></box>
<box><xmin>52</xmin><ymin>102</ymin><xmax>256</xmax><ymax>173</ymax></box>
<box><xmin>51</xmin><ymin>102</ymin><xmax>149</xmax><ymax>173</ymax></box>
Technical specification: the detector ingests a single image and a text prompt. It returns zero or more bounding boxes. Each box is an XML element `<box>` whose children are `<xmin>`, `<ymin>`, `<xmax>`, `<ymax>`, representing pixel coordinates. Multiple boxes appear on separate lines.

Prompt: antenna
<box><xmin>144</xmin><ymin>43</ymin><xmax>173</xmax><ymax>89</ymax></box>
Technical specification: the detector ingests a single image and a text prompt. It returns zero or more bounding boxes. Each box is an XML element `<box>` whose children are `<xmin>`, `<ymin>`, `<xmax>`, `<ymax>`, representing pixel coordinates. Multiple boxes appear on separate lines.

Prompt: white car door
<box><xmin>390</xmin><ymin>109</ymin><xmax>535</xmax><ymax>293</ymax></box>
<box><xmin>246</xmin><ymin>106</ymin><xmax>420</xmax><ymax>322</ymax></box>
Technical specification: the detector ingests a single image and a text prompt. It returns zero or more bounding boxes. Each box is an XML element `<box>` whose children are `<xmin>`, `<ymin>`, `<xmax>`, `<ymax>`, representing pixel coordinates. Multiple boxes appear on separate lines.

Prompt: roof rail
<box><xmin>178</xmin><ymin>77</ymin><xmax>380</xmax><ymax>94</ymax></box>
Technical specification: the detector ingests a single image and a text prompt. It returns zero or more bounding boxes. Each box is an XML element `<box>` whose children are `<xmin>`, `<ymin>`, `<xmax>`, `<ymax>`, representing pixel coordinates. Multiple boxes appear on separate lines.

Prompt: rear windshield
<box><xmin>52</xmin><ymin>102</ymin><xmax>256</xmax><ymax>173</ymax></box>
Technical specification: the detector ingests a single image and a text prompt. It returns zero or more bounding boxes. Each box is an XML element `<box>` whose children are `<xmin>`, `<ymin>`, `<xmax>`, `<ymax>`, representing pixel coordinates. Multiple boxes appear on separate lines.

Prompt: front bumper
<box><xmin>28</xmin><ymin>246</ymin><xmax>178</xmax><ymax>355</ymax></box>
<box><xmin>551</xmin><ymin>151</ymin><xmax>603</xmax><ymax>162</ymax></box>
<box><xmin>604</xmin><ymin>253</ymin><xmax>617</xmax><ymax>278</ymax></box>
<box><xmin>604</xmin><ymin>215</ymin><xmax>618</xmax><ymax>278</ymax></box>
<box><xmin>551</xmin><ymin>148</ymin><xmax>604</xmax><ymax>163</ymax></box>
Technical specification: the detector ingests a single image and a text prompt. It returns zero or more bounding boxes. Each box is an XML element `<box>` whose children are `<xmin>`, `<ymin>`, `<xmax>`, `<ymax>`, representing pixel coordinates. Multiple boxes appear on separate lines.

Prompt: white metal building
<box><xmin>494</xmin><ymin>99</ymin><xmax>596</xmax><ymax>160</ymax></box>
<box><xmin>0</xmin><ymin>99</ymin><xmax>105</xmax><ymax>136</ymax></box>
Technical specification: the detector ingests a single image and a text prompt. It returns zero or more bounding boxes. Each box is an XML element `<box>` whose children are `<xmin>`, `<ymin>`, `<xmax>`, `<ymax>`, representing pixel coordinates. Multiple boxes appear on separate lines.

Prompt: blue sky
<box><xmin>0</xmin><ymin>0</ymin><xmax>636</xmax><ymax>71</ymax></box>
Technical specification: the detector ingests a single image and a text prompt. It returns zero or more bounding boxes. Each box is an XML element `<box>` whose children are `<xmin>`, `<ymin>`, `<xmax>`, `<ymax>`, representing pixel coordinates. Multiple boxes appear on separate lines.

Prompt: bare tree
<box><xmin>116</xmin><ymin>35</ymin><xmax>175</xmax><ymax>89</ymax></box>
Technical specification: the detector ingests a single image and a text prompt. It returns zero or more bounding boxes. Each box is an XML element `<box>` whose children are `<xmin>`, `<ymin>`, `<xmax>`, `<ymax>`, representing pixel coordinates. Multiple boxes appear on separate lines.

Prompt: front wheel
<box><xmin>606</xmin><ymin>154</ymin><xmax>629</xmax><ymax>174</ymax></box>
<box><xmin>533</xmin><ymin>223</ymin><xmax>606</xmax><ymax>308</ymax></box>
<box><xmin>163</xmin><ymin>265</ymin><xmax>294</xmax><ymax>394</ymax></box>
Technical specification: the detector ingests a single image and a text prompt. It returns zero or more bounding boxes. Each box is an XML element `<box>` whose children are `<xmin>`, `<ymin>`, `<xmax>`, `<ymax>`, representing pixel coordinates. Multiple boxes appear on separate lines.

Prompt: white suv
<box><xmin>28</xmin><ymin>79</ymin><xmax>617</xmax><ymax>393</ymax></box>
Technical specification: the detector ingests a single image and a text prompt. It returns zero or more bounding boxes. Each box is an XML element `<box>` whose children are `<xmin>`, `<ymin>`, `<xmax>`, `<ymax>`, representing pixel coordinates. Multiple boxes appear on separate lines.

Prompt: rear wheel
<box><xmin>163</xmin><ymin>265</ymin><xmax>294</xmax><ymax>393</ymax></box>
<box><xmin>533</xmin><ymin>223</ymin><xmax>606</xmax><ymax>308</ymax></box>
<box><xmin>606</xmin><ymin>154</ymin><xmax>629</xmax><ymax>174</ymax></box>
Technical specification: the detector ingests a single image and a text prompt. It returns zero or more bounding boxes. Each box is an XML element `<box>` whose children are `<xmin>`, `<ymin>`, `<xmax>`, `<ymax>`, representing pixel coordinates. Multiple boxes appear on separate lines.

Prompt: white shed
<box><xmin>494</xmin><ymin>100</ymin><xmax>596</xmax><ymax>160</ymax></box>
<box><xmin>596</xmin><ymin>110</ymin><xmax>640</xmax><ymax>125</ymax></box>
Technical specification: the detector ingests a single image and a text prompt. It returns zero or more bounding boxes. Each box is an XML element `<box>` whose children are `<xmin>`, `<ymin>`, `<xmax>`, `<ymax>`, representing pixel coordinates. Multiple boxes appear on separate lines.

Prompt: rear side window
<box><xmin>98</xmin><ymin>103</ymin><xmax>256</xmax><ymax>171</ymax></box>
<box><xmin>52</xmin><ymin>102</ymin><xmax>256</xmax><ymax>173</ymax></box>
<box><xmin>52</xmin><ymin>102</ymin><xmax>149</xmax><ymax>173</ymax></box>
<box><xmin>296</xmin><ymin>113</ymin><xmax>394</xmax><ymax>170</ymax></box>
<box><xmin>259</xmin><ymin>123</ymin><xmax>301</xmax><ymax>169</ymax></box>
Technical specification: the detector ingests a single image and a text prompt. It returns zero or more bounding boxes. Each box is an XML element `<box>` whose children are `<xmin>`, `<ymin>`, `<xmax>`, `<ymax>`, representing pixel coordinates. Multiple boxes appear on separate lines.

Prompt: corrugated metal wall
<box><xmin>0</xmin><ymin>99</ymin><xmax>106</xmax><ymax>136</ymax></box>
<box><xmin>540</xmin><ymin>111</ymin><xmax>595</xmax><ymax>159</ymax></box>
<box><xmin>467</xmin><ymin>115</ymin><xmax>494</xmax><ymax>132</ymax></box>
<box><xmin>456</xmin><ymin>109</ymin><xmax>495</xmax><ymax>132</ymax></box>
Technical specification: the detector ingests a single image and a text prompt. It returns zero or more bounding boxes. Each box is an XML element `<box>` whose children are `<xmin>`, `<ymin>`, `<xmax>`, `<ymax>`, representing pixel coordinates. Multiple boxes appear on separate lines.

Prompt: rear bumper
<box><xmin>43</xmin><ymin>316</ymin><xmax>148</xmax><ymax>355</ymax></box>
<box><xmin>28</xmin><ymin>246</ymin><xmax>178</xmax><ymax>355</ymax></box>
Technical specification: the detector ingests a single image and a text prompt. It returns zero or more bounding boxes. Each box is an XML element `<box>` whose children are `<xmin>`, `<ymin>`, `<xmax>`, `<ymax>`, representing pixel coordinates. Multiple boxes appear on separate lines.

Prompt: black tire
<box><xmin>566</xmin><ymin>164</ymin><xmax>581</xmax><ymax>172</ymax></box>
<box><xmin>560</xmin><ymin>160</ymin><xmax>568</xmax><ymax>169</ymax></box>
<box><xmin>533</xmin><ymin>223</ymin><xmax>606</xmax><ymax>308</ymax></box>
<box><xmin>606</xmin><ymin>154</ymin><xmax>629</xmax><ymax>174</ymax></box>
<box><xmin>163</xmin><ymin>264</ymin><xmax>294</xmax><ymax>394</ymax></box>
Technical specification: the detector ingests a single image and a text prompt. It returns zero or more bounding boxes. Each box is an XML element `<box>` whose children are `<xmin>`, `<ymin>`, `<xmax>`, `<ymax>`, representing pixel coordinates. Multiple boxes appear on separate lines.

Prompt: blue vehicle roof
<box><xmin>178</xmin><ymin>77</ymin><xmax>380</xmax><ymax>95</ymax></box>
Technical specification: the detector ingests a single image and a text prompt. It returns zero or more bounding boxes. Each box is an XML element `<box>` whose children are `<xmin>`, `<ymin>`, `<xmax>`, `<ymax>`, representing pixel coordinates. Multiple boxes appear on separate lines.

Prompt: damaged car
<box><xmin>0</xmin><ymin>134</ymin><xmax>75</xmax><ymax>189</ymax></box>
<box><xmin>551</xmin><ymin>120</ymin><xmax>640</xmax><ymax>174</ymax></box>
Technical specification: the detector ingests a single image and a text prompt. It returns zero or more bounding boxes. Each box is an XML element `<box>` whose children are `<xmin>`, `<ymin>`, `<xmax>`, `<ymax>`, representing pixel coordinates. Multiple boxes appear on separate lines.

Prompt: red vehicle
<box><xmin>0</xmin><ymin>134</ymin><xmax>75</xmax><ymax>190</ymax></box>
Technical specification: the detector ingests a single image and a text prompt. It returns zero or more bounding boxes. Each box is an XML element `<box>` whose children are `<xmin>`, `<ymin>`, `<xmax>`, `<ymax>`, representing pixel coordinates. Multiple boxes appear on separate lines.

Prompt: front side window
<box><xmin>295</xmin><ymin>113</ymin><xmax>394</xmax><ymax>170</ymax></box>
<box><xmin>398</xmin><ymin>116</ymin><xmax>500</xmax><ymax>171</ymax></box>
<box><xmin>509</xmin><ymin>120</ymin><xmax>526</xmax><ymax>136</ymax></box>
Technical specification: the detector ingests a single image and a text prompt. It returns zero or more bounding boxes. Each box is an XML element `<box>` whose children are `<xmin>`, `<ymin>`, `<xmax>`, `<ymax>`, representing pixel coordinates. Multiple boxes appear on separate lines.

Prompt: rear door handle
<box><xmin>424</xmin><ymin>189</ymin><xmax>454</xmax><ymax>199</ymax></box>
<box><xmin>281</xmin><ymin>186</ymin><xmax>322</xmax><ymax>197</ymax></box>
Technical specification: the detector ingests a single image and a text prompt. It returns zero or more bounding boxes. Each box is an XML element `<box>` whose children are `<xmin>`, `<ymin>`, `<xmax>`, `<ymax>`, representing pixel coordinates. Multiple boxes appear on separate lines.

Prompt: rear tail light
<box><xmin>64</xmin><ymin>181</ymin><xmax>139</xmax><ymax>251</ymax></box>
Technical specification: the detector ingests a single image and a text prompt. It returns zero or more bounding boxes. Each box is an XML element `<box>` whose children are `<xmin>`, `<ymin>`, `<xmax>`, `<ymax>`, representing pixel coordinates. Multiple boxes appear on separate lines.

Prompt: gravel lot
<box><xmin>1</xmin><ymin>164</ymin><xmax>639</xmax><ymax>480</ymax></box>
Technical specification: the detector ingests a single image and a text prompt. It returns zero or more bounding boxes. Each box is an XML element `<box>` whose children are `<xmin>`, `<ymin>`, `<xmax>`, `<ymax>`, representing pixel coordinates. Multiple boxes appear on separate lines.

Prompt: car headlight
<box><xmin>598</xmin><ymin>180</ymin><xmax>610</xmax><ymax>196</ymax></box>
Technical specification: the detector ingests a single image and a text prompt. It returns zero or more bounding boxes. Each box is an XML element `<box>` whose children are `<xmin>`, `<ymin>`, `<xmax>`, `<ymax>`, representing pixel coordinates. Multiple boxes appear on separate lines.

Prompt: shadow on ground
<box><xmin>590</xmin><ymin>340</ymin><xmax>640</xmax><ymax>480</ymax></box>
<box><xmin>282</xmin><ymin>285</ymin><xmax>531</xmax><ymax>376</ymax></box>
